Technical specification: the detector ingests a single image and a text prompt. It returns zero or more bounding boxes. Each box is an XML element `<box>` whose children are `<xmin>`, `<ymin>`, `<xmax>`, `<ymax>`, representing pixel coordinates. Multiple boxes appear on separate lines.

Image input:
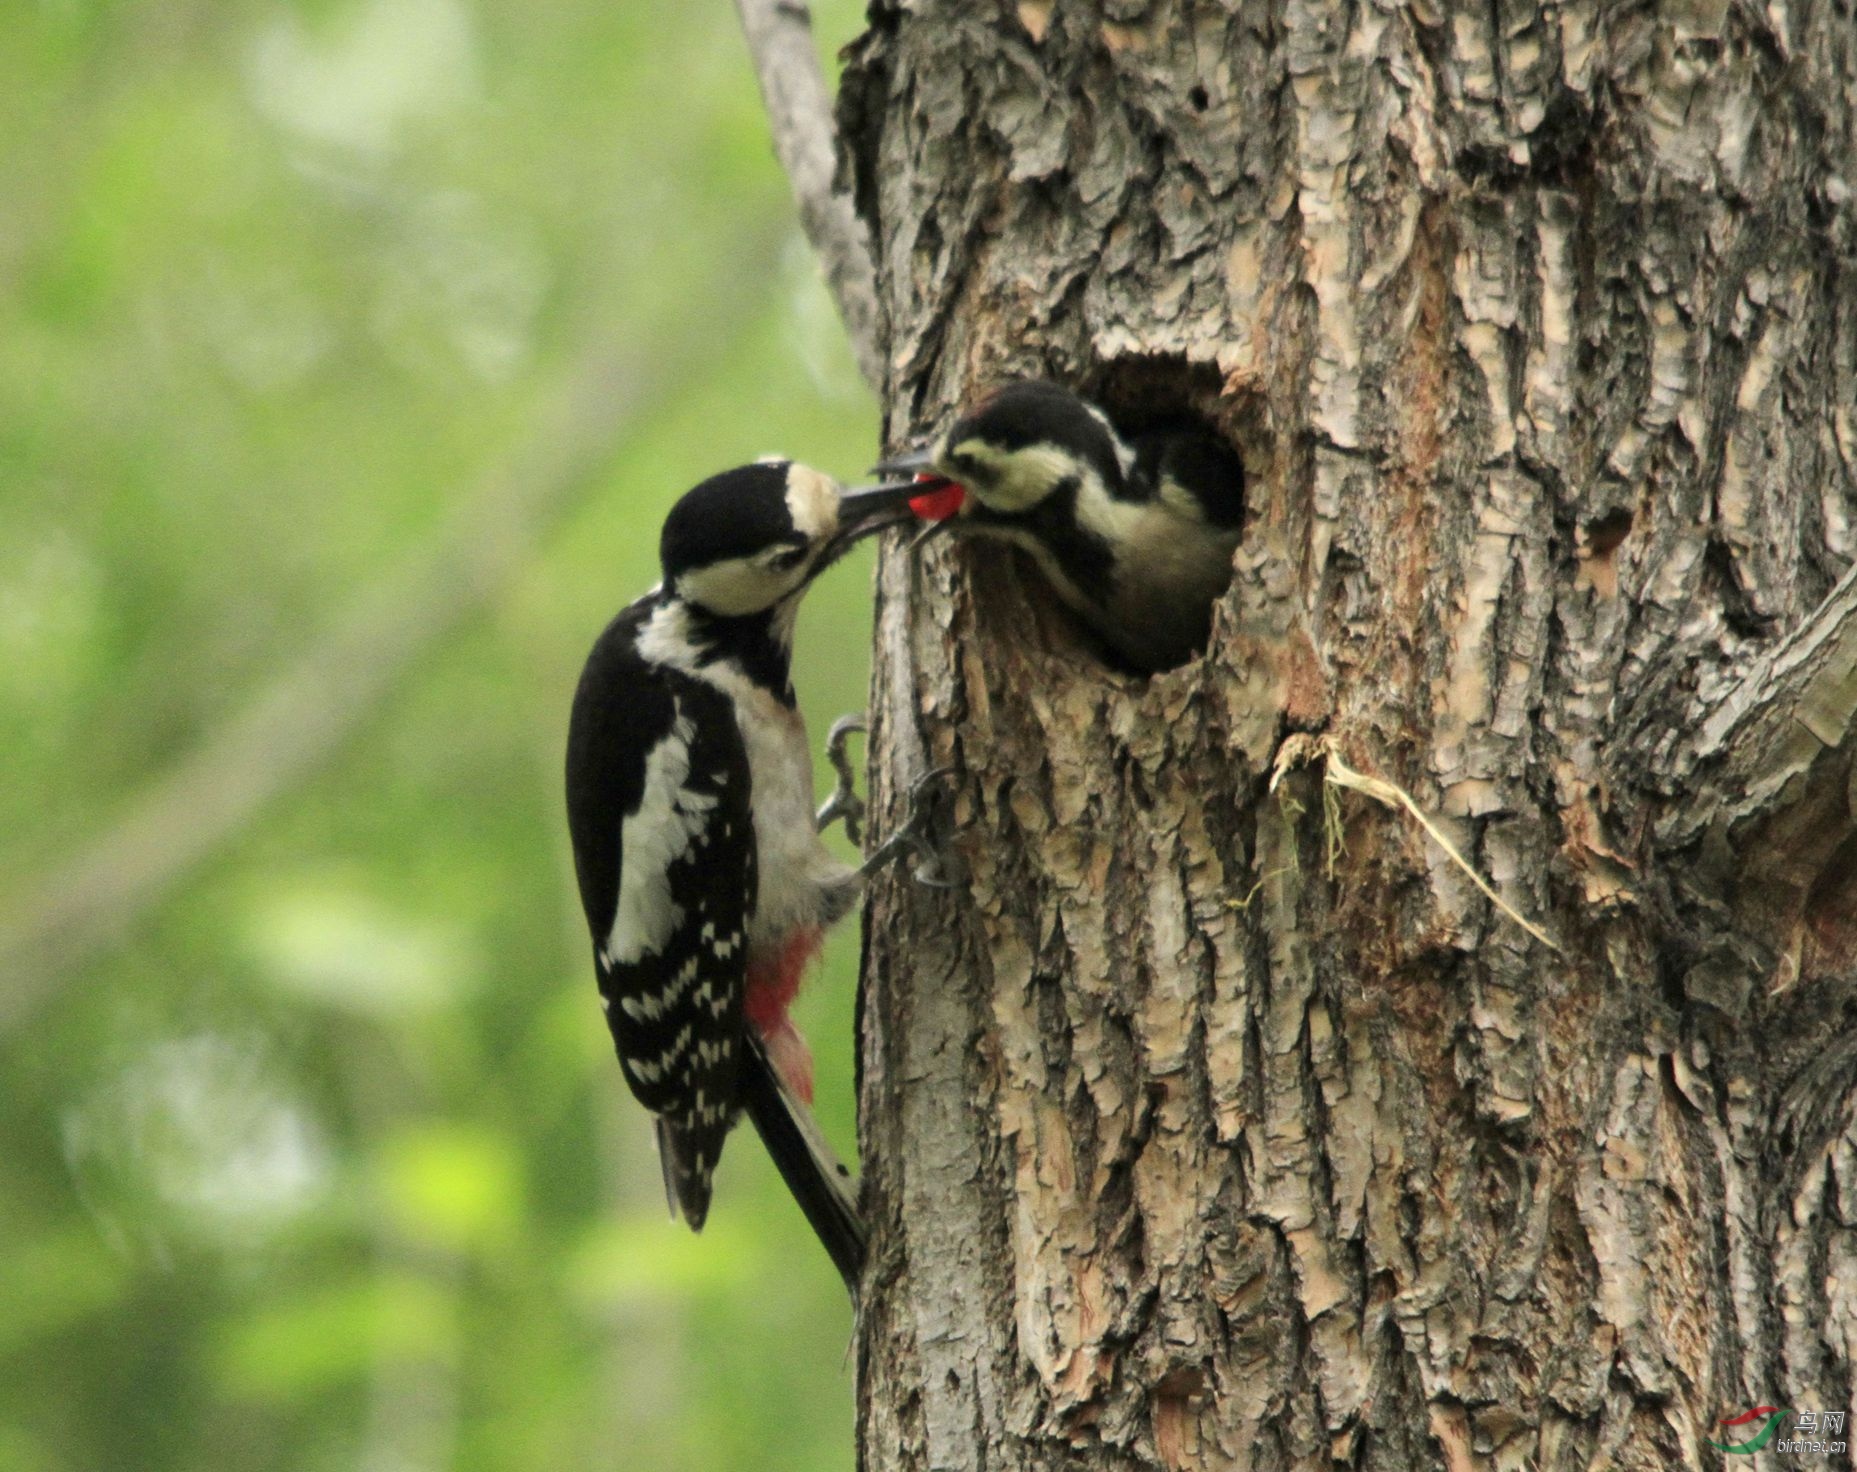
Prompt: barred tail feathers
<box><xmin>654</xmin><ymin>1116</ymin><xmax>723</xmax><ymax>1231</ymax></box>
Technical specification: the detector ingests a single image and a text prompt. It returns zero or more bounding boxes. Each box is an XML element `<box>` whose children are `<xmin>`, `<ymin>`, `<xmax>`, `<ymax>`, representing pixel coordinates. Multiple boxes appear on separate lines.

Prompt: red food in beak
<box><xmin>908</xmin><ymin>476</ymin><xmax>966</xmax><ymax>522</ymax></box>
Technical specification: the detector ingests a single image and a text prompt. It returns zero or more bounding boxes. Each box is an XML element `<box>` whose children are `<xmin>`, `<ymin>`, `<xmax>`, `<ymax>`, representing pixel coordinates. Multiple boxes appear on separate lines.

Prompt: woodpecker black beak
<box><xmin>870</xmin><ymin>447</ymin><xmax>936</xmax><ymax>478</ymax></box>
<box><xmin>813</xmin><ymin>477</ymin><xmax>944</xmax><ymax>572</ymax></box>
<box><xmin>835</xmin><ymin>476</ymin><xmax>928</xmax><ymax>529</ymax></box>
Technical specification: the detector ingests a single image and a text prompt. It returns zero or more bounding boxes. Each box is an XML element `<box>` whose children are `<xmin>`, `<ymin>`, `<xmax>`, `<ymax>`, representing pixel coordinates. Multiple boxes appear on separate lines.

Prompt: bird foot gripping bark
<box><xmin>855</xmin><ymin>764</ymin><xmax>958</xmax><ymax>888</ymax></box>
<box><xmin>817</xmin><ymin>714</ymin><xmax>959</xmax><ymax>888</ymax></box>
<box><xmin>815</xmin><ymin>713</ymin><xmax>871</xmax><ymax>844</ymax></box>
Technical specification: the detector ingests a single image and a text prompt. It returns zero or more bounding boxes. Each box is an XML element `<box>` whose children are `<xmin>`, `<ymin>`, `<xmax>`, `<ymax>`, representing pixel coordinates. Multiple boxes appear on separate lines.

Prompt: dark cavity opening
<box><xmin>1585</xmin><ymin>508</ymin><xmax>1633</xmax><ymax>557</ymax></box>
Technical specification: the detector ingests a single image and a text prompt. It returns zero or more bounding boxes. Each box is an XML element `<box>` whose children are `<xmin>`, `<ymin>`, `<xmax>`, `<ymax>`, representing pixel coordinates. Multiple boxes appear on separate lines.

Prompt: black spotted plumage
<box><xmin>565</xmin><ymin>593</ymin><xmax>754</xmax><ymax>1229</ymax></box>
<box><xmin>563</xmin><ymin>460</ymin><xmax>917</xmax><ymax>1297</ymax></box>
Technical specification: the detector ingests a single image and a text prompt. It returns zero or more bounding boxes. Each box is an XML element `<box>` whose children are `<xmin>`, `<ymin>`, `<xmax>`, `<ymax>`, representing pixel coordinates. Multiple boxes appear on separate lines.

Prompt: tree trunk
<box><xmin>839</xmin><ymin>3</ymin><xmax>1857</xmax><ymax>1468</ymax></box>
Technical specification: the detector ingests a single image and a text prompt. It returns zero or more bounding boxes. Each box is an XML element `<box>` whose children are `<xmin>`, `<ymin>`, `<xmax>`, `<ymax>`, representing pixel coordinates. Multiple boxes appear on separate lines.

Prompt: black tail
<box><xmin>655</xmin><ymin>1115</ymin><xmax>723</xmax><ymax>1231</ymax></box>
<box><xmin>738</xmin><ymin>1033</ymin><xmax>866</xmax><ymax>1303</ymax></box>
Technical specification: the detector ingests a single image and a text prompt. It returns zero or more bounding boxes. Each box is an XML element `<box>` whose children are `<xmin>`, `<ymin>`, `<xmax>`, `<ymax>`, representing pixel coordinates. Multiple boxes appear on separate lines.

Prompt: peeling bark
<box><xmin>840</xmin><ymin>3</ymin><xmax>1857</xmax><ymax>1469</ymax></box>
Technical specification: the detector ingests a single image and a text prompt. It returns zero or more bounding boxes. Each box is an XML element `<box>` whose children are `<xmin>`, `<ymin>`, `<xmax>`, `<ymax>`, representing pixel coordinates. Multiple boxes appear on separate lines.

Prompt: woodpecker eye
<box><xmin>766</xmin><ymin>545</ymin><xmax>808</xmax><ymax>572</ymax></box>
<box><xmin>947</xmin><ymin>449</ymin><xmax>990</xmax><ymax>488</ymax></box>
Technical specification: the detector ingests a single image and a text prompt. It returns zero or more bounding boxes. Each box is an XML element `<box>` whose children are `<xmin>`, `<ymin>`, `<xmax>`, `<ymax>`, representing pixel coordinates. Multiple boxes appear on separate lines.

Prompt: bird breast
<box><xmin>716</xmin><ymin>675</ymin><xmax>855</xmax><ymax>950</ymax></box>
<box><xmin>1107</xmin><ymin>507</ymin><xmax>1239</xmax><ymax>662</ymax></box>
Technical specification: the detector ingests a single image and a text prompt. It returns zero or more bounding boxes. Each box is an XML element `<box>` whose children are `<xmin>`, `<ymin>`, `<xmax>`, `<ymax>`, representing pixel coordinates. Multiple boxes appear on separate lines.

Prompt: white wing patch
<box><xmin>603</xmin><ymin>706</ymin><xmax>718</xmax><ymax>967</ymax></box>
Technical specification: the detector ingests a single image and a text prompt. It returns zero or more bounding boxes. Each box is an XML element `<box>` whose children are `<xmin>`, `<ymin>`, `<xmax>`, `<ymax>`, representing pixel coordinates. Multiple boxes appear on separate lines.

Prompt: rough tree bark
<box><xmin>834</xmin><ymin>2</ymin><xmax>1857</xmax><ymax>1469</ymax></box>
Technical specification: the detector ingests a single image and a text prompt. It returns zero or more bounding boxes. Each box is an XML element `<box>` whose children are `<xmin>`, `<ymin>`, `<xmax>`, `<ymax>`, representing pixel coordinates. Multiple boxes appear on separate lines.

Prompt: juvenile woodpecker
<box><xmin>880</xmin><ymin>380</ymin><xmax>1245</xmax><ymax>671</ymax></box>
<box><xmin>564</xmin><ymin>460</ymin><xmax>923</xmax><ymax>1294</ymax></box>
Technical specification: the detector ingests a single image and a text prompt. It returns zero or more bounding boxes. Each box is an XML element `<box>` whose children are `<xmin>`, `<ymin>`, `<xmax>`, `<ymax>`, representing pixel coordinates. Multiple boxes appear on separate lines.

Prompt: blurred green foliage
<box><xmin>0</xmin><ymin>2</ymin><xmax>883</xmax><ymax>1468</ymax></box>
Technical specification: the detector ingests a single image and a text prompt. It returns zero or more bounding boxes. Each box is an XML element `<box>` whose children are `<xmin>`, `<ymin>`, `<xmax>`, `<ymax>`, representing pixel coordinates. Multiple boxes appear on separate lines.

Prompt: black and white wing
<box><xmin>564</xmin><ymin>605</ymin><xmax>754</xmax><ymax>1228</ymax></box>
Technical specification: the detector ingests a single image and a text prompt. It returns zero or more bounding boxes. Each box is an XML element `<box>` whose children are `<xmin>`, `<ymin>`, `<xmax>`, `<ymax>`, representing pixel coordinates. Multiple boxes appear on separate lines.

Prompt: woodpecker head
<box><xmin>873</xmin><ymin>379</ymin><xmax>1247</xmax><ymax>670</ymax></box>
<box><xmin>660</xmin><ymin>461</ymin><xmax>919</xmax><ymax>618</ymax></box>
<box><xmin>878</xmin><ymin>380</ymin><xmax>1129</xmax><ymax>518</ymax></box>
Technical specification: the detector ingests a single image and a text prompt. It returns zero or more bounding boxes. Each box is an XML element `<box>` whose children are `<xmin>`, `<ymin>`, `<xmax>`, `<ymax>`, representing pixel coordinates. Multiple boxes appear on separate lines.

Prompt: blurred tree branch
<box><xmin>0</xmin><ymin>251</ymin><xmax>778</xmax><ymax>1035</ymax></box>
<box><xmin>734</xmin><ymin>0</ymin><xmax>883</xmax><ymax>388</ymax></box>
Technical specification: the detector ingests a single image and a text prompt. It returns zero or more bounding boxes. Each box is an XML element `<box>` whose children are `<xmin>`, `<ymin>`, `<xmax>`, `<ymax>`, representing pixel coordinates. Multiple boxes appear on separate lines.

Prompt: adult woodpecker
<box><xmin>564</xmin><ymin>459</ymin><xmax>928</xmax><ymax>1295</ymax></box>
<box><xmin>880</xmin><ymin>380</ymin><xmax>1245</xmax><ymax>671</ymax></box>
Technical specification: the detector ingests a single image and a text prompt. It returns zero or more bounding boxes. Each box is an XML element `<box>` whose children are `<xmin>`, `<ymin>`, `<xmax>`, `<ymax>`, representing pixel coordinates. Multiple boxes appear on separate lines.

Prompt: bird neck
<box><xmin>968</xmin><ymin>478</ymin><xmax>1118</xmax><ymax>610</ymax></box>
<box><xmin>643</xmin><ymin>593</ymin><xmax>798</xmax><ymax>705</ymax></box>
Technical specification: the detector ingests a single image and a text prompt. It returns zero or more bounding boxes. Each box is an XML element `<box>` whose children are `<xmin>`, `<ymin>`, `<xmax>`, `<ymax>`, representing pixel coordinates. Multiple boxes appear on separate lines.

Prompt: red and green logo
<box><xmin>1710</xmin><ymin>1406</ymin><xmax>1791</xmax><ymax>1455</ymax></box>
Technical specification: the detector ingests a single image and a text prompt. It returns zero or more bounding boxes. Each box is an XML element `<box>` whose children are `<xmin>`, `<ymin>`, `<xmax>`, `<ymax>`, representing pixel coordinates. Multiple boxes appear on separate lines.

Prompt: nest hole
<box><xmin>1585</xmin><ymin>508</ymin><xmax>1634</xmax><ymax>558</ymax></box>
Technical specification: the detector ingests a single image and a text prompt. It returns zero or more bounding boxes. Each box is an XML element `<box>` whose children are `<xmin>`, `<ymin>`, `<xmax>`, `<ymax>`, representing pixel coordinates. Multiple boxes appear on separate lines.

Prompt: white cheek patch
<box><xmin>677</xmin><ymin>557</ymin><xmax>798</xmax><ymax>617</ymax></box>
<box><xmin>783</xmin><ymin>463</ymin><xmax>841</xmax><ymax>541</ymax></box>
<box><xmin>604</xmin><ymin>708</ymin><xmax>718</xmax><ymax>966</ymax></box>
<box><xmin>952</xmin><ymin>440</ymin><xmax>1071</xmax><ymax>513</ymax></box>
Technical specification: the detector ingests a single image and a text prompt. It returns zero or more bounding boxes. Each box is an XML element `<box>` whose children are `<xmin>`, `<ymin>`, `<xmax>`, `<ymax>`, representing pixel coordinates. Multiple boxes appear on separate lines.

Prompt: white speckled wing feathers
<box><xmin>564</xmin><ymin>600</ymin><xmax>754</xmax><ymax>1226</ymax></box>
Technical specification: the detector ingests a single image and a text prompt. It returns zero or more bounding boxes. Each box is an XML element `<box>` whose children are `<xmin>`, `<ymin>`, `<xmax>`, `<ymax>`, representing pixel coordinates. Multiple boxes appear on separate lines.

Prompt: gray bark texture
<box><xmin>837</xmin><ymin>2</ymin><xmax>1857</xmax><ymax>1469</ymax></box>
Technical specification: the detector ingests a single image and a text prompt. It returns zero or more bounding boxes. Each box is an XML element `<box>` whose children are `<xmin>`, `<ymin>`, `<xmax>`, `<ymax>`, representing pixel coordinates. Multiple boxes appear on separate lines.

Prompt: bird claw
<box><xmin>815</xmin><ymin>714</ymin><xmax>869</xmax><ymax>846</ymax></box>
<box><xmin>820</xmin><ymin>723</ymin><xmax>960</xmax><ymax>887</ymax></box>
<box><xmin>858</xmin><ymin>765</ymin><xmax>959</xmax><ymax>887</ymax></box>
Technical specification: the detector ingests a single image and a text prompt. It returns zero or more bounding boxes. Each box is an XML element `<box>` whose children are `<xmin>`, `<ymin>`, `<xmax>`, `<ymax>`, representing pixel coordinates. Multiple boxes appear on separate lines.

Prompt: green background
<box><xmin>0</xmin><ymin>3</ymin><xmax>880</xmax><ymax>1467</ymax></box>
